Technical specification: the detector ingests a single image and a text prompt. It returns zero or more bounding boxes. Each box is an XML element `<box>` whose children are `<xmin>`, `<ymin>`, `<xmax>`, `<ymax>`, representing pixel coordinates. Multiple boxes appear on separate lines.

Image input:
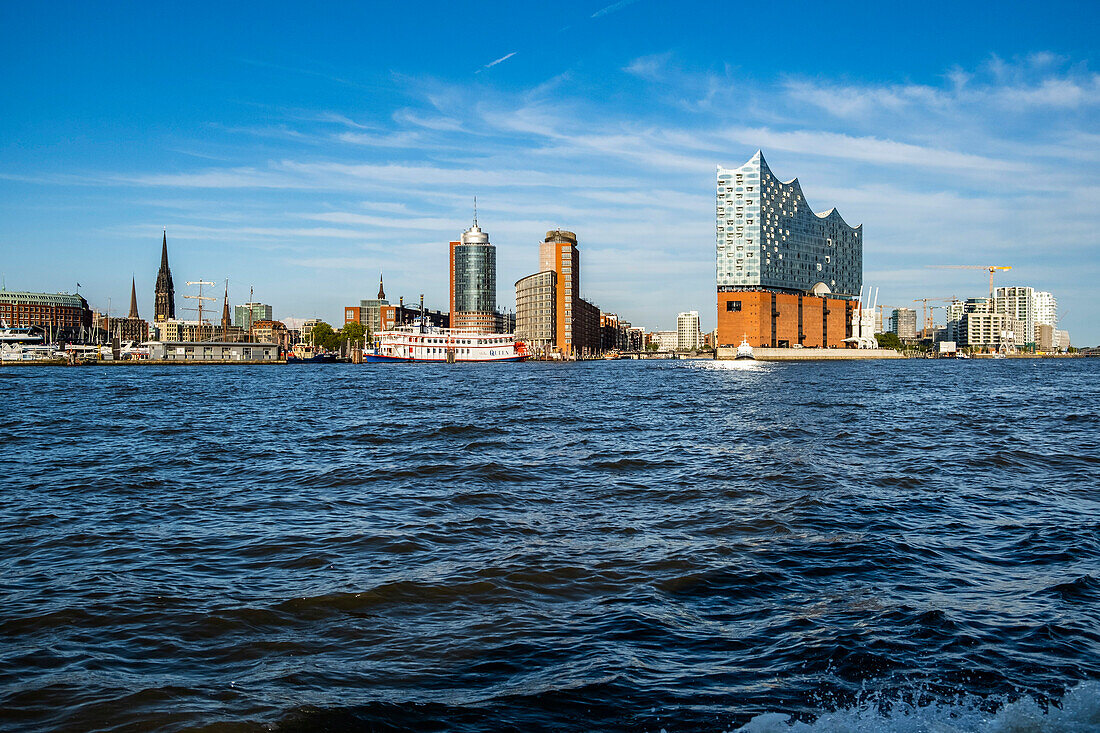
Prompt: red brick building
<box><xmin>717</xmin><ymin>290</ymin><xmax>854</xmax><ymax>348</ymax></box>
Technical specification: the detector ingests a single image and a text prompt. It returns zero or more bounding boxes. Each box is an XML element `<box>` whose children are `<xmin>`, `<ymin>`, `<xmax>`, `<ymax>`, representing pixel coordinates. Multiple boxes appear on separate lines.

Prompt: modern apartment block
<box><xmin>889</xmin><ymin>308</ymin><xmax>918</xmax><ymax>339</ymax></box>
<box><xmin>994</xmin><ymin>286</ymin><xmax>1057</xmax><ymax>347</ymax></box>
<box><xmin>1034</xmin><ymin>291</ymin><xmax>1057</xmax><ymax>331</ymax></box>
<box><xmin>716</xmin><ymin>151</ymin><xmax>862</xmax><ymax>348</ymax></box>
<box><xmin>515</xmin><ymin>230</ymin><xmax>601</xmax><ymax>357</ymax></box>
<box><xmin>677</xmin><ymin>311</ymin><xmax>702</xmax><ymax>351</ymax></box>
<box><xmin>515</xmin><ymin>270</ymin><xmax>557</xmax><ymax>353</ymax></box>
<box><xmin>234</xmin><ymin>302</ymin><xmax>273</xmax><ymax>330</ymax></box>
<box><xmin>450</xmin><ymin>217</ymin><xmax>498</xmax><ymax>332</ymax></box>
<box><xmin>652</xmin><ymin>330</ymin><xmax>678</xmax><ymax>352</ymax></box>
<box><xmin>344</xmin><ymin>274</ymin><xmax>389</xmax><ymax>334</ymax></box>
<box><xmin>945</xmin><ymin>298</ymin><xmax>1022</xmax><ymax>350</ymax></box>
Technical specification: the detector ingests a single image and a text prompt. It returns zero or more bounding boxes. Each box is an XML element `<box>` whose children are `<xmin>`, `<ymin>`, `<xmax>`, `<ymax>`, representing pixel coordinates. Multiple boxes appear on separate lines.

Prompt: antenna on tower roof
<box><xmin>473</xmin><ymin>196</ymin><xmax>478</xmax><ymax>226</ymax></box>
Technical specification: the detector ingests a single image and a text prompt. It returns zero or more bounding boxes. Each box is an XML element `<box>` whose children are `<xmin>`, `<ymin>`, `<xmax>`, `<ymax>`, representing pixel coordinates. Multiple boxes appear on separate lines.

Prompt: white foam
<box><xmin>730</xmin><ymin>681</ymin><xmax>1100</xmax><ymax>733</ymax></box>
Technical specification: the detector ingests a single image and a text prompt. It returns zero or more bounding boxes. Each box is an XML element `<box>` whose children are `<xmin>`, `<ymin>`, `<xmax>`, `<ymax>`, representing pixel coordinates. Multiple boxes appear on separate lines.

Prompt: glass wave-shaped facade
<box><xmin>716</xmin><ymin>151</ymin><xmax>862</xmax><ymax>297</ymax></box>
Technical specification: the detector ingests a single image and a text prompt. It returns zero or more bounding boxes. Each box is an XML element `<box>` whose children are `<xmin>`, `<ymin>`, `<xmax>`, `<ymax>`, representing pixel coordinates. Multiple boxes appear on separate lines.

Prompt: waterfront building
<box><xmin>514</xmin><ymin>230</ymin><xmax>602</xmax><ymax>357</ymax></box>
<box><xmin>1034</xmin><ymin>291</ymin><xmax>1057</xmax><ymax>333</ymax></box>
<box><xmin>147</xmin><ymin>341</ymin><xmax>280</xmax><ymax>362</ymax></box>
<box><xmin>600</xmin><ymin>313</ymin><xmax>629</xmax><ymax>353</ymax></box>
<box><xmin>234</xmin><ymin>302</ymin><xmax>273</xmax><ymax>331</ymax></box>
<box><xmin>0</xmin><ymin>289</ymin><xmax>92</xmax><ymax>341</ymax></box>
<box><xmin>572</xmin><ymin>298</ymin><xmax>601</xmax><ymax>357</ymax></box>
<box><xmin>515</xmin><ymin>270</ymin><xmax>557</xmax><ymax>353</ymax></box>
<box><xmin>962</xmin><ymin>310</ymin><xmax>1022</xmax><ymax>350</ymax></box>
<box><xmin>540</xmin><ymin>229</ymin><xmax>602</xmax><ymax>357</ymax></box>
<box><xmin>495</xmin><ymin>311</ymin><xmax>516</xmax><ymax>336</ymax></box>
<box><xmin>378</xmin><ymin>299</ymin><xmax>449</xmax><ymax>332</ymax></box>
<box><xmin>626</xmin><ymin>326</ymin><xmax>646</xmax><ymax>351</ymax></box>
<box><xmin>450</xmin><ymin>216</ymin><xmax>498</xmax><ymax>333</ymax></box>
<box><xmin>716</xmin><ymin>151</ymin><xmax>862</xmax><ymax>348</ymax></box>
<box><xmin>345</xmin><ymin>273</ymin><xmax>390</xmax><ymax>335</ymax></box>
<box><xmin>250</xmin><ymin>320</ymin><xmax>289</xmax><ymax>351</ymax></box>
<box><xmin>653</xmin><ymin>330</ymin><xmax>678</xmax><ymax>352</ymax></box>
<box><xmin>162</xmin><ymin>319</ymin><xmax>215</xmax><ymax>342</ymax></box>
<box><xmin>103</xmin><ymin>278</ymin><xmax>149</xmax><ymax>342</ymax></box>
<box><xmin>154</xmin><ymin>230</ymin><xmax>175</xmax><ymax>322</ymax></box>
<box><xmin>301</xmin><ymin>318</ymin><xmax>322</xmax><ymax>345</ymax></box>
<box><xmin>677</xmin><ymin>311</ymin><xmax>702</xmax><ymax>351</ymax></box>
<box><xmin>888</xmin><ymin>308</ymin><xmax>918</xmax><ymax>339</ymax></box>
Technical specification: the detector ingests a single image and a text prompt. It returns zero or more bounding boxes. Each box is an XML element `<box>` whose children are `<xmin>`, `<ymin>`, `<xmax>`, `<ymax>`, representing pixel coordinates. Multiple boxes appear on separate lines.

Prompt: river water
<box><xmin>2</xmin><ymin>359</ymin><xmax>1098</xmax><ymax>732</ymax></box>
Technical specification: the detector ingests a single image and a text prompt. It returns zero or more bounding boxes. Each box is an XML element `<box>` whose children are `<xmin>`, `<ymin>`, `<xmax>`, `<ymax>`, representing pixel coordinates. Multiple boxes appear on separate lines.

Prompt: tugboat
<box><xmin>735</xmin><ymin>336</ymin><xmax>755</xmax><ymax>360</ymax></box>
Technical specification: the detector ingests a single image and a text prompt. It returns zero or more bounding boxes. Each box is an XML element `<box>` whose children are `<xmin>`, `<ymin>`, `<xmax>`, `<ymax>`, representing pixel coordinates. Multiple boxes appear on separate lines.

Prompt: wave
<box><xmin>732</xmin><ymin>680</ymin><xmax>1099</xmax><ymax>732</ymax></box>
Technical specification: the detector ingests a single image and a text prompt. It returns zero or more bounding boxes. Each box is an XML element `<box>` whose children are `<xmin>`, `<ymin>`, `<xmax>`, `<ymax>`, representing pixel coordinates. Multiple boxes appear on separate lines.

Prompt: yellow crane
<box><xmin>928</xmin><ymin>265</ymin><xmax>1012</xmax><ymax>301</ymax></box>
<box><xmin>913</xmin><ymin>296</ymin><xmax>957</xmax><ymax>337</ymax></box>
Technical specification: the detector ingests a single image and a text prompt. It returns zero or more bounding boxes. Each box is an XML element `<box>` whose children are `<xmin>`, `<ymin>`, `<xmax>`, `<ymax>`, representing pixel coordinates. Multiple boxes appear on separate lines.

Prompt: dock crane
<box><xmin>928</xmin><ymin>265</ymin><xmax>1012</xmax><ymax>301</ymax></box>
<box><xmin>913</xmin><ymin>296</ymin><xmax>957</xmax><ymax>338</ymax></box>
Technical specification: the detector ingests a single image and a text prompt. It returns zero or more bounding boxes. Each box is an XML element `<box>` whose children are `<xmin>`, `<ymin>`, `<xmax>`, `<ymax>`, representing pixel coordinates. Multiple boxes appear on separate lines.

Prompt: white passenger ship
<box><xmin>365</xmin><ymin>321</ymin><xmax>528</xmax><ymax>363</ymax></box>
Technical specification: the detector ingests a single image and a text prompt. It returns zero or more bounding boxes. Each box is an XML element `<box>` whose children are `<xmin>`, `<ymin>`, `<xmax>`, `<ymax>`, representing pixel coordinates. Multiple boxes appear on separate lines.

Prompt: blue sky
<box><xmin>2</xmin><ymin>1</ymin><xmax>1099</xmax><ymax>342</ymax></box>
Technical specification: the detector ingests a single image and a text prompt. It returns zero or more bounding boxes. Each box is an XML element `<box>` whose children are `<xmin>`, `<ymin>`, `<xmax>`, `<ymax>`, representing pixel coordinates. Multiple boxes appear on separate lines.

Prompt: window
<box><xmin>726</xmin><ymin>301</ymin><xmax>742</xmax><ymax>312</ymax></box>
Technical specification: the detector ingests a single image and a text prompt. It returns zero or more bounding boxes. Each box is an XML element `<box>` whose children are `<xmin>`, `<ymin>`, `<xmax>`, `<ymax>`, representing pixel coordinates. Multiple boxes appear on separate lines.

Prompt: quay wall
<box><xmin>717</xmin><ymin>347</ymin><xmax>902</xmax><ymax>361</ymax></box>
<box><xmin>1</xmin><ymin>360</ymin><xmax>287</xmax><ymax>367</ymax></box>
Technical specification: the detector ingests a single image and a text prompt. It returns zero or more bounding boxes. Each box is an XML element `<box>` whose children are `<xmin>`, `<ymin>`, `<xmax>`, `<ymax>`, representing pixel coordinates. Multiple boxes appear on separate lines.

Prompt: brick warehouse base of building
<box><xmin>718</xmin><ymin>290</ymin><xmax>853</xmax><ymax>348</ymax></box>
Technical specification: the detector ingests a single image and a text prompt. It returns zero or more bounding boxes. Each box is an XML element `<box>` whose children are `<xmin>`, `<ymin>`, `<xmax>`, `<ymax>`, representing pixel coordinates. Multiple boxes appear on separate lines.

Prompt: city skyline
<box><xmin>2</xmin><ymin>2</ymin><xmax>1098</xmax><ymax>342</ymax></box>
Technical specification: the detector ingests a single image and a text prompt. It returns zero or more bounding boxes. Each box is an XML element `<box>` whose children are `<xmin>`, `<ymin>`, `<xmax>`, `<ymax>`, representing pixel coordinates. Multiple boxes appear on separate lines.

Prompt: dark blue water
<box><xmin>2</xmin><ymin>359</ymin><xmax>1099</xmax><ymax>732</ymax></box>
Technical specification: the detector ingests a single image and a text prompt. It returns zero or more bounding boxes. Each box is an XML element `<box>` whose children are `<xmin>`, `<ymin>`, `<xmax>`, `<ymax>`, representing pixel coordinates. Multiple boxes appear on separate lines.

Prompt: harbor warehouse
<box><xmin>716</xmin><ymin>152</ymin><xmax>862</xmax><ymax>348</ymax></box>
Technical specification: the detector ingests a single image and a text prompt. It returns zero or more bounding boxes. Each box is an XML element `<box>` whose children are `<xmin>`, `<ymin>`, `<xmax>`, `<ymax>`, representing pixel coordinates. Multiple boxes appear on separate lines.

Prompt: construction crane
<box><xmin>913</xmin><ymin>296</ymin><xmax>957</xmax><ymax>338</ymax></box>
<box><xmin>928</xmin><ymin>265</ymin><xmax>1012</xmax><ymax>301</ymax></box>
<box><xmin>875</xmin><ymin>304</ymin><xmax>895</xmax><ymax>334</ymax></box>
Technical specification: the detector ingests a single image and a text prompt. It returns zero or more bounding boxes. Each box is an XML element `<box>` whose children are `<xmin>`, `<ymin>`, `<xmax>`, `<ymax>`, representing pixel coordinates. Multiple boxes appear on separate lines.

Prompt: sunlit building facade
<box><xmin>716</xmin><ymin>151</ymin><xmax>862</xmax><ymax>349</ymax></box>
<box><xmin>449</xmin><ymin>217</ymin><xmax>499</xmax><ymax>332</ymax></box>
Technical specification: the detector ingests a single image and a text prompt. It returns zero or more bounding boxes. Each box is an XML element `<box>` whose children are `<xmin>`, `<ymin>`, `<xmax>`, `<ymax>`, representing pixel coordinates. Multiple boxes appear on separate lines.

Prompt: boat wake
<box><xmin>732</xmin><ymin>680</ymin><xmax>1099</xmax><ymax>733</ymax></box>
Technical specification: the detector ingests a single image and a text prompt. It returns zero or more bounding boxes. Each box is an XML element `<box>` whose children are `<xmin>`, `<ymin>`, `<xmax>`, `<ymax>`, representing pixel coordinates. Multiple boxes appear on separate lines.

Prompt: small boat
<box><xmin>735</xmin><ymin>337</ymin><xmax>755</xmax><ymax>360</ymax></box>
<box><xmin>287</xmin><ymin>343</ymin><xmax>337</xmax><ymax>364</ymax></box>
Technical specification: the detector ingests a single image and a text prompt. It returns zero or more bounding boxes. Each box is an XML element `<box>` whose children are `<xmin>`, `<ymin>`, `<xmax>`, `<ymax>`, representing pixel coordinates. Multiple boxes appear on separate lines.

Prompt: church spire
<box><xmin>154</xmin><ymin>228</ymin><xmax>176</xmax><ymax>322</ymax></box>
<box><xmin>128</xmin><ymin>276</ymin><xmax>139</xmax><ymax>319</ymax></box>
<box><xmin>221</xmin><ymin>279</ymin><xmax>231</xmax><ymax>339</ymax></box>
<box><xmin>377</xmin><ymin>270</ymin><xmax>386</xmax><ymax>300</ymax></box>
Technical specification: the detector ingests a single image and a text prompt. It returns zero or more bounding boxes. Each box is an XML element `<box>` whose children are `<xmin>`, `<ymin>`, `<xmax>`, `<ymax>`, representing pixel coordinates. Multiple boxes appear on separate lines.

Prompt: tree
<box><xmin>310</xmin><ymin>321</ymin><xmax>336</xmax><ymax>350</ymax></box>
<box><xmin>341</xmin><ymin>321</ymin><xmax>366</xmax><ymax>347</ymax></box>
<box><xmin>875</xmin><ymin>332</ymin><xmax>903</xmax><ymax>351</ymax></box>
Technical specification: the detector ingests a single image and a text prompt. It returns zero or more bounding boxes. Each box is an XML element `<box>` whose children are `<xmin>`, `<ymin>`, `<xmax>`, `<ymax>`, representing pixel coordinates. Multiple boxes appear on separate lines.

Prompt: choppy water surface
<box><xmin>2</xmin><ymin>359</ymin><xmax>1099</xmax><ymax>732</ymax></box>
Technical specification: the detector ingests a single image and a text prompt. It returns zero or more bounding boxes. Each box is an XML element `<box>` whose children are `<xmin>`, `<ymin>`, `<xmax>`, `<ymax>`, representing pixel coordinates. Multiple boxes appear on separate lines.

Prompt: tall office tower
<box><xmin>889</xmin><ymin>308</ymin><xmax>918</xmax><ymax>339</ymax></box>
<box><xmin>1034</xmin><ymin>291</ymin><xmax>1057</xmax><ymax>331</ymax></box>
<box><xmin>540</xmin><ymin>229</ymin><xmax>586</xmax><ymax>356</ymax></box>
<box><xmin>234</xmin><ymin>302</ymin><xmax>273</xmax><ymax>330</ymax></box>
<box><xmin>154</xmin><ymin>229</ymin><xmax>175</xmax><ymax>322</ymax></box>
<box><xmin>677</xmin><ymin>311</ymin><xmax>702</xmax><ymax>351</ymax></box>
<box><xmin>449</xmin><ymin>214</ymin><xmax>497</xmax><ymax>332</ymax></box>
<box><xmin>995</xmin><ymin>286</ymin><xmax>1041</xmax><ymax>347</ymax></box>
<box><xmin>716</xmin><ymin>151</ymin><xmax>863</xmax><ymax>348</ymax></box>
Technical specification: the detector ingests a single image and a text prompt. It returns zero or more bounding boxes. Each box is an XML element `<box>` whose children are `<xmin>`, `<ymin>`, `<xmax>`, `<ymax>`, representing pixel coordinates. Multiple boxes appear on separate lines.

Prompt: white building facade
<box><xmin>716</xmin><ymin>151</ymin><xmax>862</xmax><ymax>297</ymax></box>
<box><xmin>676</xmin><ymin>311</ymin><xmax>702</xmax><ymax>351</ymax></box>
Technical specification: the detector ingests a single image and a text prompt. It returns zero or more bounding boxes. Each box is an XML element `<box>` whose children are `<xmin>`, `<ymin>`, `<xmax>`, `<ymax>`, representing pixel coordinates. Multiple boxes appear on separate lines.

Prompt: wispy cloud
<box><xmin>6</xmin><ymin>51</ymin><xmax>1098</xmax><ymax>339</ymax></box>
<box><xmin>477</xmin><ymin>51</ymin><xmax>517</xmax><ymax>73</ymax></box>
